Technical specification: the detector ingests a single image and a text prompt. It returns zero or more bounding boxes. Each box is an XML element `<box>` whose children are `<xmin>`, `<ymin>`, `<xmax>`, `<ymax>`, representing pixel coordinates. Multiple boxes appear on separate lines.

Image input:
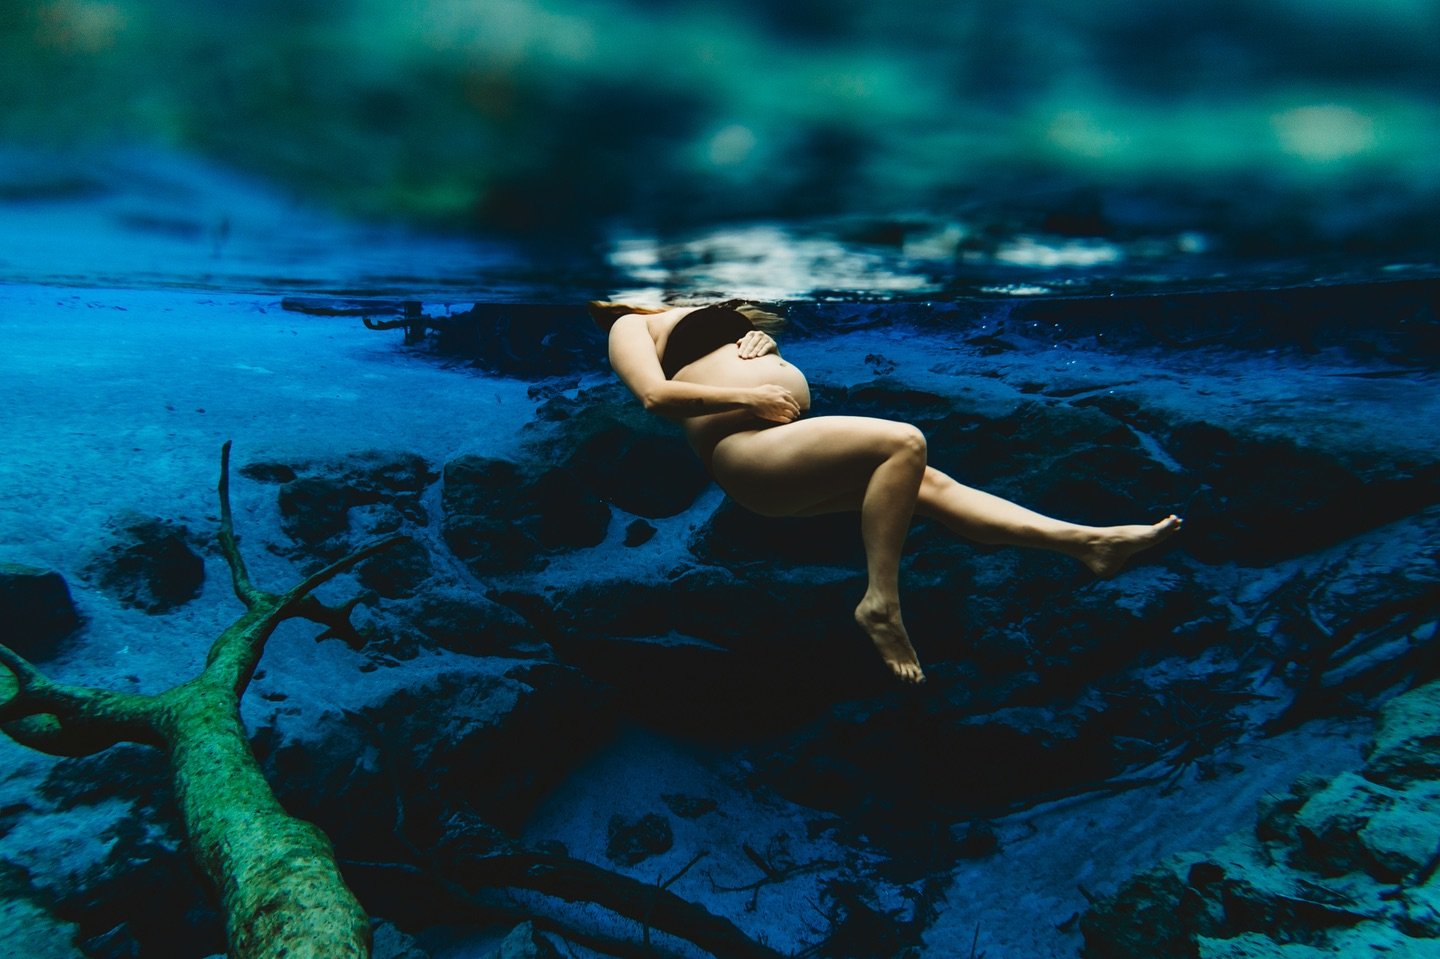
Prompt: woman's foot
<box><xmin>854</xmin><ymin>596</ymin><xmax>926</xmax><ymax>684</ymax></box>
<box><xmin>1077</xmin><ymin>514</ymin><xmax>1184</xmax><ymax>577</ymax></box>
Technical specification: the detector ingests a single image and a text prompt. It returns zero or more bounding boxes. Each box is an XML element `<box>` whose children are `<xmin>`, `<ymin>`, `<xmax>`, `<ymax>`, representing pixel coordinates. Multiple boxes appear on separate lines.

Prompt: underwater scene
<box><xmin>2</xmin><ymin>2</ymin><xmax>1440</xmax><ymax>958</ymax></box>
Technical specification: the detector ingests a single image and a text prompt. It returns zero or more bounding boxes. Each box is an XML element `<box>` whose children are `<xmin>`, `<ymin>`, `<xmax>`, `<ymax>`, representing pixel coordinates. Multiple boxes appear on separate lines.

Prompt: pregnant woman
<box><xmin>591</xmin><ymin>300</ymin><xmax>1182</xmax><ymax>685</ymax></box>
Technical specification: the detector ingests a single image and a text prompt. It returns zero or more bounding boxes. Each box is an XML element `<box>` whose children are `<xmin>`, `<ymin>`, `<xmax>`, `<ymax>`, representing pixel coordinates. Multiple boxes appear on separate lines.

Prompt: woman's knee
<box><xmin>886</xmin><ymin>423</ymin><xmax>927</xmax><ymax>463</ymax></box>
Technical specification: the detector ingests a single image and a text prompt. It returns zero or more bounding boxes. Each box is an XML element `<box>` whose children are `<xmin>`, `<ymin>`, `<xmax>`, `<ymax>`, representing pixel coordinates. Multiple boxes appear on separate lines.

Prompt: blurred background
<box><xmin>1</xmin><ymin>0</ymin><xmax>1438</xmax><ymax>295</ymax></box>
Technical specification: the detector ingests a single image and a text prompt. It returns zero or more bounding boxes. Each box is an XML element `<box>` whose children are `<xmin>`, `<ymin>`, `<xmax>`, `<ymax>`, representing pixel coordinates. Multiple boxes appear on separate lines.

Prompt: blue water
<box><xmin>1</xmin><ymin>142</ymin><xmax>1438</xmax><ymax>959</ymax></box>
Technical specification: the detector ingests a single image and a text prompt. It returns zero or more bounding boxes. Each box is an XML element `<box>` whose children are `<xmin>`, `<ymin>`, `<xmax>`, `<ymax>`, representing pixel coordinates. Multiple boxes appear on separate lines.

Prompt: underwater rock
<box><xmin>1164</xmin><ymin>423</ymin><xmax>1440</xmax><ymax>566</ymax></box>
<box><xmin>358</xmin><ymin>537</ymin><xmax>433</xmax><ymax>599</ymax></box>
<box><xmin>762</xmin><ymin>697</ymin><xmax>1123</xmax><ymax>820</ymax></box>
<box><xmin>255</xmin><ymin>660</ymin><xmax>611</xmax><ymax>860</ymax></box>
<box><xmin>1196</xmin><ymin>926</ymin><xmax>1438</xmax><ymax>959</ymax></box>
<box><xmin>235</xmin><ymin>461</ymin><xmax>297</xmax><ymax>484</ymax></box>
<box><xmin>530</xmin><ymin>385</ymin><xmax>711</xmax><ymax>519</ymax></box>
<box><xmin>692</xmin><ymin>498</ymin><xmax>864</xmax><ymax>567</ymax></box>
<box><xmin>22</xmin><ymin>747</ymin><xmax>223</xmax><ymax>957</ymax></box>
<box><xmin>1245</xmin><ymin>512</ymin><xmax>1440</xmax><ymax>731</ymax></box>
<box><xmin>1364</xmin><ymin>680</ymin><xmax>1440</xmax><ymax>790</ymax></box>
<box><xmin>279</xmin><ymin>475</ymin><xmax>365</xmax><ymax>544</ymax></box>
<box><xmin>427</xmin><ymin>806</ymin><xmax>517</xmax><ymax>879</ymax></box>
<box><xmin>537</xmin><ymin>569</ymin><xmax>878</xmax><ymax>736</ymax></box>
<box><xmin>522</xmin><ymin>467</ymin><xmax>614</xmax><ymax>548</ymax></box>
<box><xmin>444</xmin><ymin>512</ymin><xmax>543</xmax><ymax>575</ymax></box>
<box><xmin>1288</xmin><ymin>771</ymin><xmax>1440</xmax><ymax>880</ymax></box>
<box><xmin>623</xmin><ymin>519</ymin><xmax>656</xmax><ymax>546</ymax></box>
<box><xmin>1081</xmin><ymin>678</ymin><xmax>1440</xmax><ymax>957</ymax></box>
<box><xmin>662</xmin><ymin>793</ymin><xmax>718</xmax><ymax>819</ymax></box>
<box><xmin>38</xmin><ymin>808</ymin><xmax>216</xmax><ymax>958</ymax></box>
<box><xmin>1028</xmin><ymin>443</ymin><xmax>1183</xmax><ymax>528</ymax></box>
<box><xmin>432</xmin><ymin>305</ymin><xmax>606</xmax><ymax>379</ymax></box>
<box><xmin>442</xmin><ymin>455</ymin><xmax>609</xmax><ymax>574</ymax></box>
<box><xmin>0</xmin><ymin>862</ymin><xmax>85</xmax><ymax>959</ymax></box>
<box><xmin>406</xmin><ymin>591</ymin><xmax>549</xmax><ymax>659</ymax></box>
<box><xmin>570</xmin><ymin>427</ymin><xmax>710</xmax><ymax>518</ymax></box>
<box><xmin>266</xmin><ymin>451</ymin><xmax>435</xmax><ymax>554</ymax></box>
<box><xmin>372</xmin><ymin>919</ymin><xmax>431</xmax><ymax>959</ymax></box>
<box><xmin>0</xmin><ymin>563</ymin><xmax>81</xmax><ymax>660</ymax></box>
<box><xmin>605</xmin><ymin>812</ymin><xmax>674</xmax><ymax>866</ymax></box>
<box><xmin>489</xmin><ymin>920</ymin><xmax>561</xmax><ymax>959</ymax></box>
<box><xmin>84</xmin><ymin>513</ymin><xmax>204</xmax><ymax>613</ymax></box>
<box><xmin>39</xmin><ymin>744</ymin><xmax>170</xmax><ymax>810</ymax></box>
<box><xmin>954</xmin><ymin>820</ymin><xmax>1000</xmax><ymax>859</ymax></box>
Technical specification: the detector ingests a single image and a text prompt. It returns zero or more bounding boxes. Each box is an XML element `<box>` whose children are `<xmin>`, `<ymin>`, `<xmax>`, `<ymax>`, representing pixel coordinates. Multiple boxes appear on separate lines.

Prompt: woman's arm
<box><xmin>607</xmin><ymin>315</ymin><xmax>800</xmax><ymax>422</ymax></box>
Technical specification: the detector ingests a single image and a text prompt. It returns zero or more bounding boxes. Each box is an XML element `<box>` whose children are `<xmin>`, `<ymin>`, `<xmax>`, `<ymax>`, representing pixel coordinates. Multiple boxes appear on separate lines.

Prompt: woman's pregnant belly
<box><xmin>672</xmin><ymin>349</ymin><xmax>811</xmax><ymax>462</ymax></box>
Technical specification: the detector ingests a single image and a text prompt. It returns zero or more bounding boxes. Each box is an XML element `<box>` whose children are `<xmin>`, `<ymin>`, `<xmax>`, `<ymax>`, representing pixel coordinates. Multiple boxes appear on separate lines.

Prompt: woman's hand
<box><xmin>736</xmin><ymin>330</ymin><xmax>778</xmax><ymax>359</ymax></box>
<box><xmin>747</xmin><ymin>384</ymin><xmax>802</xmax><ymax>423</ymax></box>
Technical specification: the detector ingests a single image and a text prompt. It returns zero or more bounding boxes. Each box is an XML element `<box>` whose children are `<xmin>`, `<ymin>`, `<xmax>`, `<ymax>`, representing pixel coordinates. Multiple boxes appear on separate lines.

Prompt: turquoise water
<box><xmin>3</xmin><ymin>147</ymin><xmax>1437</xmax><ymax>304</ymax></box>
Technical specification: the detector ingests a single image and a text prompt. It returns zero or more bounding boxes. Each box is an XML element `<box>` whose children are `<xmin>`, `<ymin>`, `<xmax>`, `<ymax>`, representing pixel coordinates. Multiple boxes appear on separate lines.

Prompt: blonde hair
<box><xmin>587</xmin><ymin>300</ymin><xmax>667</xmax><ymax>331</ymax></box>
<box><xmin>587</xmin><ymin>299</ymin><xmax>784</xmax><ymax>333</ymax></box>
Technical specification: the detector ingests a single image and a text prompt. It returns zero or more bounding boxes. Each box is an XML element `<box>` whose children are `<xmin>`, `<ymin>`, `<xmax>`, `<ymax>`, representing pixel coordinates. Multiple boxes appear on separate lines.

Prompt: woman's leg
<box><xmin>914</xmin><ymin>467</ymin><xmax>1182</xmax><ymax>575</ymax></box>
<box><xmin>710</xmin><ymin>416</ymin><xmax>929</xmax><ymax>683</ymax></box>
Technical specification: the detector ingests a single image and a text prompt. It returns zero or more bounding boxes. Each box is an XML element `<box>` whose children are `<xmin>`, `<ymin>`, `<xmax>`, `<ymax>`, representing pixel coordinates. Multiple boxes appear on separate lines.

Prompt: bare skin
<box><xmin>601</xmin><ymin>303</ymin><xmax>1183</xmax><ymax>685</ymax></box>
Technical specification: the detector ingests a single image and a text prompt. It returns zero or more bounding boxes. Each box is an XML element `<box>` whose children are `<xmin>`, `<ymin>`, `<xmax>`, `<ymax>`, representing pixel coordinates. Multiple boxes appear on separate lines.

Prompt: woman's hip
<box><xmin>706</xmin><ymin>415</ymin><xmax>926</xmax><ymax>516</ymax></box>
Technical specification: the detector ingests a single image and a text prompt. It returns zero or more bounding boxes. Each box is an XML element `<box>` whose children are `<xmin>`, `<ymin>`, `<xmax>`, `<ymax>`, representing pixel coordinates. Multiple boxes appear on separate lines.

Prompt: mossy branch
<box><xmin>0</xmin><ymin>643</ymin><xmax>163</xmax><ymax>755</ymax></box>
<box><xmin>204</xmin><ymin>439</ymin><xmax>408</xmax><ymax>696</ymax></box>
<box><xmin>3</xmin><ymin>442</ymin><xmax>402</xmax><ymax>958</ymax></box>
<box><xmin>199</xmin><ymin>533</ymin><xmax>406</xmax><ymax>693</ymax></box>
<box><xmin>218</xmin><ymin>439</ymin><xmax>265</xmax><ymax>609</ymax></box>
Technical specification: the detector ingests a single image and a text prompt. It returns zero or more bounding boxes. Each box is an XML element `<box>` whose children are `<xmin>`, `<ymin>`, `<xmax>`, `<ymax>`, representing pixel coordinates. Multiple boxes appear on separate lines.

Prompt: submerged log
<box><xmin>0</xmin><ymin>443</ymin><xmax>789</xmax><ymax>959</ymax></box>
<box><xmin>0</xmin><ymin>443</ymin><xmax>403</xmax><ymax>959</ymax></box>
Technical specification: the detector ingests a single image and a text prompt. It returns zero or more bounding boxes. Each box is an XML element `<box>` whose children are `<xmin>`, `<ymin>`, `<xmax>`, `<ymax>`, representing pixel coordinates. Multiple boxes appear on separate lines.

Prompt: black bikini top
<box><xmin>660</xmin><ymin>305</ymin><xmax>755</xmax><ymax>379</ymax></box>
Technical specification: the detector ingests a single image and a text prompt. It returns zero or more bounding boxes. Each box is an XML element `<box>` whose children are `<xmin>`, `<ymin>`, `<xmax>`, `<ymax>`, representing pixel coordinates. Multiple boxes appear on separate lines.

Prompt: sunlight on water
<box><xmin>1</xmin><ymin>145</ymin><xmax>1435</xmax><ymax>302</ymax></box>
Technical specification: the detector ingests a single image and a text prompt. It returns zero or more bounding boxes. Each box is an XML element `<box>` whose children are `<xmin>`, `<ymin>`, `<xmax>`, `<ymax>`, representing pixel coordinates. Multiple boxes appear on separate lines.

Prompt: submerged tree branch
<box><xmin>217</xmin><ymin>440</ymin><xmax>265</xmax><ymax>609</ymax></box>
<box><xmin>458</xmin><ymin>853</ymin><xmax>788</xmax><ymax>959</ymax></box>
<box><xmin>0</xmin><ymin>643</ymin><xmax>164</xmax><ymax>755</ymax></box>
<box><xmin>2</xmin><ymin>442</ymin><xmax>400</xmax><ymax>958</ymax></box>
<box><xmin>6</xmin><ymin>442</ymin><xmax>782</xmax><ymax>959</ymax></box>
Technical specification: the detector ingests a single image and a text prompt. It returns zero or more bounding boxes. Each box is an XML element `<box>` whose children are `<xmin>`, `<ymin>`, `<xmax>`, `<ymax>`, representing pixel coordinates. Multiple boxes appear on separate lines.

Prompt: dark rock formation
<box><xmin>605</xmin><ymin>812</ymin><xmax>674</xmax><ymax>866</ymax></box>
<box><xmin>1081</xmin><ymin>679</ymin><xmax>1440</xmax><ymax>958</ymax></box>
<box><xmin>570</xmin><ymin>428</ymin><xmax>709</xmax><ymax>519</ymax></box>
<box><xmin>254</xmin><ymin>660</ymin><xmax>612</xmax><ymax>862</ymax></box>
<box><xmin>662</xmin><ymin>793</ymin><xmax>717</xmax><ymax>819</ymax></box>
<box><xmin>0</xmin><ymin>563</ymin><xmax>81</xmax><ymax>660</ymax></box>
<box><xmin>430</xmin><ymin>305</ymin><xmax>607</xmax><ymax>379</ymax></box>
<box><xmin>1163</xmin><ymin>424</ymin><xmax>1440</xmax><ymax>566</ymax></box>
<box><xmin>406</xmin><ymin>591</ymin><xmax>549</xmax><ymax>659</ymax></box>
<box><xmin>488</xmin><ymin>921</ymin><xmax>560</xmax><ymax>959</ymax></box>
<box><xmin>84</xmin><ymin>513</ymin><xmax>204</xmax><ymax>613</ymax></box>
<box><xmin>442</xmin><ymin>455</ymin><xmax>610</xmax><ymax>575</ymax></box>
<box><xmin>259</xmin><ymin>451</ymin><xmax>435</xmax><ymax>558</ymax></box>
<box><xmin>623</xmin><ymin>519</ymin><xmax>656</xmax><ymax>546</ymax></box>
<box><xmin>16</xmin><ymin>749</ymin><xmax>224</xmax><ymax>958</ymax></box>
<box><xmin>0</xmin><ymin>861</ymin><xmax>85</xmax><ymax>959</ymax></box>
<box><xmin>371</xmin><ymin>920</ymin><xmax>430</xmax><ymax>959</ymax></box>
<box><xmin>692</xmin><ymin>498</ymin><xmax>864</xmax><ymax>567</ymax></box>
<box><xmin>358</xmin><ymin>538</ymin><xmax>433</xmax><ymax>599</ymax></box>
<box><xmin>531</xmin><ymin>384</ymin><xmax>712</xmax><ymax>519</ymax></box>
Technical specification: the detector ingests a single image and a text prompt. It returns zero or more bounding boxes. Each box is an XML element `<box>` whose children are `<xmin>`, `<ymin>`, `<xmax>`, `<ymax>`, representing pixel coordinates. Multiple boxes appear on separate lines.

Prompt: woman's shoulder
<box><xmin>624</xmin><ymin>305</ymin><xmax>699</xmax><ymax>336</ymax></box>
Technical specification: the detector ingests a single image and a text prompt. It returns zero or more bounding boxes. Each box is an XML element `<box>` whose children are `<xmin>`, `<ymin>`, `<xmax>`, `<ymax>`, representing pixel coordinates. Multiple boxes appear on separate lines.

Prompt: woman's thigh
<box><xmin>709</xmin><ymin>415</ymin><xmax>924</xmax><ymax>517</ymax></box>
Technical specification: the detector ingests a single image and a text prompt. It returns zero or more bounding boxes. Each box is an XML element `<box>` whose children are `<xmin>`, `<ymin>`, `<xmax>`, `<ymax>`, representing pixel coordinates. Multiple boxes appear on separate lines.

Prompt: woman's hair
<box><xmin>588</xmin><ymin>299</ymin><xmax>784</xmax><ymax>333</ymax></box>
<box><xmin>587</xmin><ymin>301</ymin><xmax>667</xmax><ymax>331</ymax></box>
<box><xmin>718</xmin><ymin>299</ymin><xmax>786</xmax><ymax>332</ymax></box>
